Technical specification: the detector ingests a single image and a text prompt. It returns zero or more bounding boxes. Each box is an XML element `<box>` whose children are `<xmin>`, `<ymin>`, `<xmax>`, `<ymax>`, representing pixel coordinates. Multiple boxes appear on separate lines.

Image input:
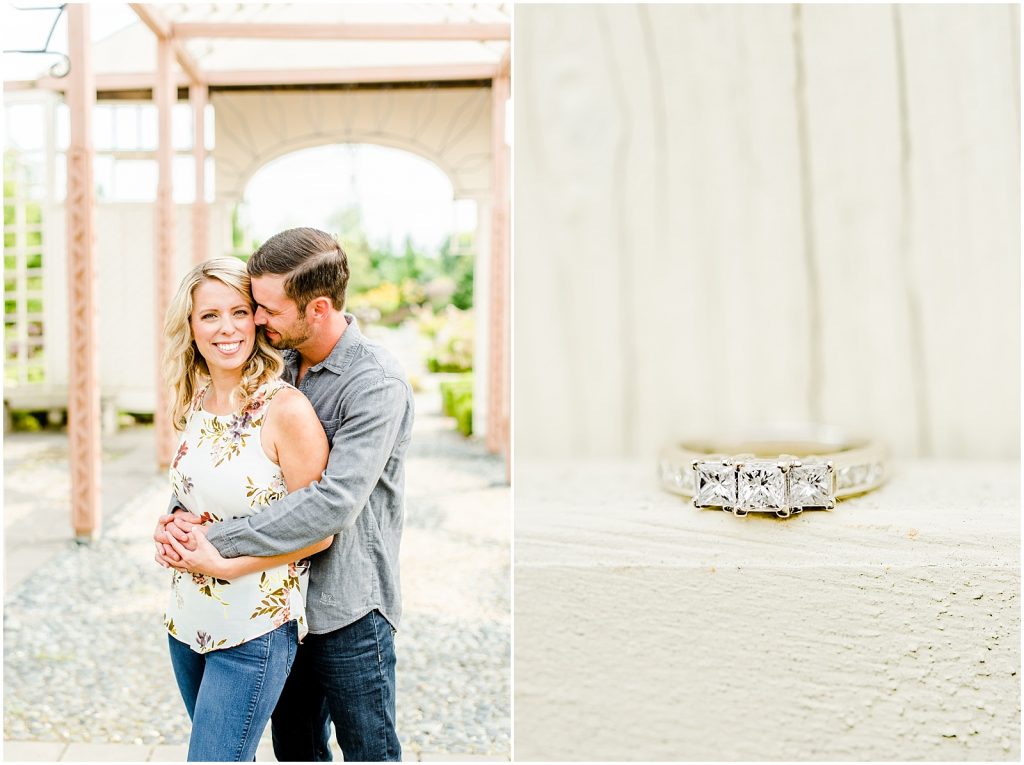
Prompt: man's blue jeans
<box><xmin>270</xmin><ymin>609</ymin><xmax>401</xmax><ymax>762</ymax></box>
<box><xmin>168</xmin><ymin>621</ymin><xmax>298</xmax><ymax>762</ymax></box>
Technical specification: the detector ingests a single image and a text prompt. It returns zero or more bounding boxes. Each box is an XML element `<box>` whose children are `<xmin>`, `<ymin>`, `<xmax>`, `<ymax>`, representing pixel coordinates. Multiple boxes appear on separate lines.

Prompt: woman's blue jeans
<box><xmin>168</xmin><ymin>621</ymin><xmax>298</xmax><ymax>762</ymax></box>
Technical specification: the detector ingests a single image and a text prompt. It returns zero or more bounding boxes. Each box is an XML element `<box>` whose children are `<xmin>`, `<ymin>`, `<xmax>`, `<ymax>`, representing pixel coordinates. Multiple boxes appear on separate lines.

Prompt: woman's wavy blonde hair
<box><xmin>162</xmin><ymin>257</ymin><xmax>284</xmax><ymax>430</ymax></box>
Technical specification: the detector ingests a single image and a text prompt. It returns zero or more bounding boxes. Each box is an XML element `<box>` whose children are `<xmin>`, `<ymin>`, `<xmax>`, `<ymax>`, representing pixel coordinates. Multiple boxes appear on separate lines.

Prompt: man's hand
<box><xmin>153</xmin><ymin>510</ymin><xmax>203</xmax><ymax>567</ymax></box>
<box><xmin>164</xmin><ymin>525</ymin><xmax>229</xmax><ymax>579</ymax></box>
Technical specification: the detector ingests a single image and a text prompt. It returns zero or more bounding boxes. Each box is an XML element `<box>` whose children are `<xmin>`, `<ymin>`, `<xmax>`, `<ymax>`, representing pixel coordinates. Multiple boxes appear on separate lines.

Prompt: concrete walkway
<box><xmin>2</xmin><ymin>739</ymin><xmax>506</xmax><ymax>762</ymax></box>
<box><xmin>3</xmin><ymin>378</ymin><xmax>509</xmax><ymax>762</ymax></box>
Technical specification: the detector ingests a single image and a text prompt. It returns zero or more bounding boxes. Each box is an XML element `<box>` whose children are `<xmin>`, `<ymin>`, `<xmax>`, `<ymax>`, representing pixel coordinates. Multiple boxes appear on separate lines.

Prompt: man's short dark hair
<box><xmin>247</xmin><ymin>227</ymin><xmax>350</xmax><ymax>312</ymax></box>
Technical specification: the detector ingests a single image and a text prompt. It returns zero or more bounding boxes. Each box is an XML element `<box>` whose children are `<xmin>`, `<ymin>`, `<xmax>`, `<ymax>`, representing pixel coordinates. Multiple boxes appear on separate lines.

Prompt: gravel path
<box><xmin>3</xmin><ymin>384</ymin><xmax>510</xmax><ymax>758</ymax></box>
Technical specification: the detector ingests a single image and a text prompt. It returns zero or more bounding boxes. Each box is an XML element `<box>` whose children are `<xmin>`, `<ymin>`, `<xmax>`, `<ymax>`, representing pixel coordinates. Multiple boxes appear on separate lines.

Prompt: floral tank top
<box><xmin>163</xmin><ymin>379</ymin><xmax>309</xmax><ymax>654</ymax></box>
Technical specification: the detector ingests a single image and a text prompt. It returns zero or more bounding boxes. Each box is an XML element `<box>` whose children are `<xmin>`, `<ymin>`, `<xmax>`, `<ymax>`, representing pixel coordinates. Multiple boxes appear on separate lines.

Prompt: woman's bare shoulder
<box><xmin>265</xmin><ymin>386</ymin><xmax>318</xmax><ymax>424</ymax></box>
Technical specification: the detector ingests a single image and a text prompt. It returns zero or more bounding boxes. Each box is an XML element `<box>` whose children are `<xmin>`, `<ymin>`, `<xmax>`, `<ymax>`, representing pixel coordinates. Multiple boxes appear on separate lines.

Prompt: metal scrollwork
<box><xmin>4</xmin><ymin>4</ymin><xmax>70</xmax><ymax>79</ymax></box>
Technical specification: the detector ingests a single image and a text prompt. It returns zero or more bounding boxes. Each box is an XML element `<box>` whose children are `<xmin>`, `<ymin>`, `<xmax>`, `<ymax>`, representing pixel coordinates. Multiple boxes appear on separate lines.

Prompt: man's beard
<box><xmin>265</xmin><ymin>318</ymin><xmax>312</xmax><ymax>350</ymax></box>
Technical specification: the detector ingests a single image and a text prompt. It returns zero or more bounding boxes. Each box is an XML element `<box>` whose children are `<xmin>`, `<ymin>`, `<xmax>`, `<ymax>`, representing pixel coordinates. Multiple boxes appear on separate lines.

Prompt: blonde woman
<box><xmin>155</xmin><ymin>257</ymin><xmax>331</xmax><ymax>762</ymax></box>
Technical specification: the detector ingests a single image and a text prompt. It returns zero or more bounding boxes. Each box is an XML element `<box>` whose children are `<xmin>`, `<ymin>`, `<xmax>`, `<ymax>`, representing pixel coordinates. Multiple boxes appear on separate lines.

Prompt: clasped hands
<box><xmin>154</xmin><ymin>511</ymin><xmax>230</xmax><ymax>579</ymax></box>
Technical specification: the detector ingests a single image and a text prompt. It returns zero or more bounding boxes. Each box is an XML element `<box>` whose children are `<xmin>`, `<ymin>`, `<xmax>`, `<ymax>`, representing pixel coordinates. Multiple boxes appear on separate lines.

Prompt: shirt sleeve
<box><xmin>205</xmin><ymin>375</ymin><xmax>410</xmax><ymax>559</ymax></box>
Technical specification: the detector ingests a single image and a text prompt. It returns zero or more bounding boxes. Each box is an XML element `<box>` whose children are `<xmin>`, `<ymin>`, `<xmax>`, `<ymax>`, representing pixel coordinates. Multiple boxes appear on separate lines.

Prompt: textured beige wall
<box><xmin>41</xmin><ymin>202</ymin><xmax>226</xmax><ymax>411</ymax></box>
<box><xmin>514</xmin><ymin>4</ymin><xmax>1020</xmax><ymax>461</ymax></box>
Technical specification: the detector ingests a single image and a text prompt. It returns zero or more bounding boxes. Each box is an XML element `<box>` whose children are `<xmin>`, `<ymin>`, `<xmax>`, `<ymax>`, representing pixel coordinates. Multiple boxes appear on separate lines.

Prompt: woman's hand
<box><xmin>154</xmin><ymin>511</ymin><xmax>203</xmax><ymax>567</ymax></box>
<box><xmin>165</xmin><ymin>525</ymin><xmax>234</xmax><ymax>580</ymax></box>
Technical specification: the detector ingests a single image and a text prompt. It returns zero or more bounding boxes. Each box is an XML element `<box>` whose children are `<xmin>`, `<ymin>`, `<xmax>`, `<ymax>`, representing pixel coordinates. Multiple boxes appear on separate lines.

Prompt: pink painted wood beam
<box><xmin>8</xmin><ymin>62</ymin><xmax>495</xmax><ymax>93</ymax></box>
<box><xmin>65</xmin><ymin>4</ymin><xmax>102</xmax><ymax>540</ymax></box>
<box><xmin>128</xmin><ymin>3</ymin><xmax>205</xmax><ymax>85</ymax></box>
<box><xmin>154</xmin><ymin>36</ymin><xmax>177</xmax><ymax>469</ymax></box>
<box><xmin>5</xmin><ymin>72</ymin><xmax>191</xmax><ymax>93</ymax></box>
<box><xmin>487</xmin><ymin>72</ymin><xmax>511</xmax><ymax>474</ymax></box>
<box><xmin>495</xmin><ymin>48</ymin><xmax>511</xmax><ymax>79</ymax></box>
<box><xmin>190</xmin><ymin>83</ymin><xmax>208</xmax><ymax>266</ymax></box>
<box><xmin>172</xmin><ymin>21</ymin><xmax>510</xmax><ymax>41</ymax></box>
<box><xmin>201</xmin><ymin>63</ymin><xmax>497</xmax><ymax>87</ymax></box>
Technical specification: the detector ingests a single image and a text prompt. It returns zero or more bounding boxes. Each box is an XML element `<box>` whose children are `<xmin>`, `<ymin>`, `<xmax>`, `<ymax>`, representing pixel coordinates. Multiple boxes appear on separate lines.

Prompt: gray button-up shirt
<box><xmin>204</xmin><ymin>315</ymin><xmax>414</xmax><ymax>634</ymax></box>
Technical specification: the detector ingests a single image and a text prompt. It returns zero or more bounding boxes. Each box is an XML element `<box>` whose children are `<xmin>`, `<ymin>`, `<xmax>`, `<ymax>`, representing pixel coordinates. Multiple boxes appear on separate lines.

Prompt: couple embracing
<box><xmin>153</xmin><ymin>227</ymin><xmax>414</xmax><ymax>762</ymax></box>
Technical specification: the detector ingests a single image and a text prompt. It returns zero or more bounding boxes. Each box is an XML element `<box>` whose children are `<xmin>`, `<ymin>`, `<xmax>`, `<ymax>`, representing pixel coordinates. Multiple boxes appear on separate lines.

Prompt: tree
<box><xmin>327</xmin><ymin>206</ymin><xmax>379</xmax><ymax>295</ymax></box>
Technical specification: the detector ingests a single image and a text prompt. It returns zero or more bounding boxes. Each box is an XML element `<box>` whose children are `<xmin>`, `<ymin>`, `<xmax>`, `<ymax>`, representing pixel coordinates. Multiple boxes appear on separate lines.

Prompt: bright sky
<box><xmin>241</xmin><ymin>144</ymin><xmax>476</xmax><ymax>254</ymax></box>
<box><xmin>1</xmin><ymin>3</ymin><xmax>137</xmax><ymax>80</ymax></box>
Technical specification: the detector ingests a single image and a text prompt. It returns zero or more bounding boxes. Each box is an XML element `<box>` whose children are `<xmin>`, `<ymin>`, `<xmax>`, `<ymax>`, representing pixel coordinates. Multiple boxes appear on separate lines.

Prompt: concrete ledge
<box><xmin>514</xmin><ymin>459</ymin><xmax>1020</xmax><ymax>761</ymax></box>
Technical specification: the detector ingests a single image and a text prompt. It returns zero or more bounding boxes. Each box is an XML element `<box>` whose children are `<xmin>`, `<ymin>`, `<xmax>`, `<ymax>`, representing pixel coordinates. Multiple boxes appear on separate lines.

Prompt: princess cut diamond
<box><xmin>694</xmin><ymin>462</ymin><xmax>736</xmax><ymax>508</ymax></box>
<box><xmin>737</xmin><ymin>462</ymin><xmax>786</xmax><ymax>510</ymax></box>
<box><xmin>788</xmin><ymin>463</ymin><xmax>834</xmax><ymax>508</ymax></box>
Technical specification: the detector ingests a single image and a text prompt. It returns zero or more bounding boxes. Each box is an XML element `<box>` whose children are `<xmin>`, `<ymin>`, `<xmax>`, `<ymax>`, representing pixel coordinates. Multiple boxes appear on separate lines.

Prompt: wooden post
<box><xmin>154</xmin><ymin>36</ymin><xmax>176</xmax><ymax>468</ymax></box>
<box><xmin>487</xmin><ymin>67</ymin><xmax>511</xmax><ymax>478</ymax></box>
<box><xmin>65</xmin><ymin>4</ymin><xmax>101</xmax><ymax>540</ymax></box>
<box><xmin>190</xmin><ymin>83</ymin><xmax>208</xmax><ymax>265</ymax></box>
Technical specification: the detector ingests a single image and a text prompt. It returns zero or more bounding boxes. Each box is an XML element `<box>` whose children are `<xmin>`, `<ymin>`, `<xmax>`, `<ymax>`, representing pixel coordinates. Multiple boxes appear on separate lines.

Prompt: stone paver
<box><xmin>419</xmin><ymin>754</ymin><xmax>508</xmax><ymax>762</ymax></box>
<box><xmin>253</xmin><ymin>741</ymin><xmax>276</xmax><ymax>761</ymax></box>
<box><xmin>146</xmin><ymin>743</ymin><xmax>189</xmax><ymax>761</ymax></box>
<box><xmin>0</xmin><ymin>741</ymin><xmax>512</xmax><ymax>762</ymax></box>
<box><xmin>0</xmin><ymin>737</ymin><xmax>513</xmax><ymax>762</ymax></box>
<box><xmin>1</xmin><ymin>741</ymin><xmax>67</xmax><ymax>761</ymax></box>
<box><xmin>61</xmin><ymin>742</ymin><xmax>151</xmax><ymax>761</ymax></box>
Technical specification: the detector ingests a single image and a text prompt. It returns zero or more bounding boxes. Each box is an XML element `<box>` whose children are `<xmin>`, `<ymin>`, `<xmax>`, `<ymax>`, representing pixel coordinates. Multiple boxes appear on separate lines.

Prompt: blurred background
<box><xmin>4</xmin><ymin>2</ymin><xmax>510</xmax><ymax>455</ymax></box>
<box><xmin>514</xmin><ymin>3</ymin><xmax>1019</xmax><ymax>462</ymax></box>
<box><xmin>3</xmin><ymin>3</ymin><xmax>509</xmax><ymax>761</ymax></box>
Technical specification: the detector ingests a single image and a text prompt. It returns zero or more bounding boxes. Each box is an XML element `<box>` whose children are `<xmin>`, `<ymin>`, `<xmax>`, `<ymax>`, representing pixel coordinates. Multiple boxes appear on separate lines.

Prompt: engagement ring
<box><xmin>658</xmin><ymin>426</ymin><xmax>886</xmax><ymax>518</ymax></box>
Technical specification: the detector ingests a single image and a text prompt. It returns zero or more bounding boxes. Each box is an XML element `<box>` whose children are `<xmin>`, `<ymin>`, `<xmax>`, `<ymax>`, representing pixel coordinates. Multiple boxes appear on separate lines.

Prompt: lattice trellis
<box><xmin>3</xmin><ymin>157</ymin><xmax>46</xmax><ymax>388</ymax></box>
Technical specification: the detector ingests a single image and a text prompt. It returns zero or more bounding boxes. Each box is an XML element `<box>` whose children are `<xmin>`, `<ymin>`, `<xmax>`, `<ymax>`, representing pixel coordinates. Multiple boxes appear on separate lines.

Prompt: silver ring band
<box><xmin>658</xmin><ymin>426</ymin><xmax>886</xmax><ymax>518</ymax></box>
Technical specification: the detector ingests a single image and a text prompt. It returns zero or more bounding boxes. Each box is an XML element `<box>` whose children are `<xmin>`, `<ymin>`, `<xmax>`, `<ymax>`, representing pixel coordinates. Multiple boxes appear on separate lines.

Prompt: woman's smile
<box><xmin>189</xmin><ymin>279</ymin><xmax>257</xmax><ymax>371</ymax></box>
<box><xmin>213</xmin><ymin>340</ymin><xmax>243</xmax><ymax>355</ymax></box>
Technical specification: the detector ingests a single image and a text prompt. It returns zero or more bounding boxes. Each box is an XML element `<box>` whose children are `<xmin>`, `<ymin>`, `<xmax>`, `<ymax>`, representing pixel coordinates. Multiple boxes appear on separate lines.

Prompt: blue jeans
<box><xmin>168</xmin><ymin>621</ymin><xmax>298</xmax><ymax>762</ymax></box>
<box><xmin>270</xmin><ymin>609</ymin><xmax>400</xmax><ymax>761</ymax></box>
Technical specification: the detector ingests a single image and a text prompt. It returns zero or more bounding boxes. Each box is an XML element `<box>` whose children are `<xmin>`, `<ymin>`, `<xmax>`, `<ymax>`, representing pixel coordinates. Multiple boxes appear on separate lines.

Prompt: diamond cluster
<box><xmin>659</xmin><ymin>459</ymin><xmax>695</xmax><ymax>494</ymax></box>
<box><xmin>693</xmin><ymin>459</ymin><xmax>834</xmax><ymax>517</ymax></box>
<box><xmin>835</xmin><ymin>462</ymin><xmax>884</xmax><ymax>491</ymax></box>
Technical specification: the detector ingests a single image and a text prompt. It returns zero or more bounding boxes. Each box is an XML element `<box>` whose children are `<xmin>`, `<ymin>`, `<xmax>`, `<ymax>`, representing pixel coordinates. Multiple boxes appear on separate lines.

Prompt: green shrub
<box><xmin>11</xmin><ymin>411</ymin><xmax>42</xmax><ymax>431</ymax></box>
<box><xmin>425</xmin><ymin>306</ymin><xmax>474</xmax><ymax>373</ymax></box>
<box><xmin>439</xmin><ymin>376</ymin><xmax>473</xmax><ymax>436</ymax></box>
<box><xmin>439</xmin><ymin>377</ymin><xmax>473</xmax><ymax>417</ymax></box>
<box><xmin>452</xmin><ymin>394</ymin><xmax>472</xmax><ymax>436</ymax></box>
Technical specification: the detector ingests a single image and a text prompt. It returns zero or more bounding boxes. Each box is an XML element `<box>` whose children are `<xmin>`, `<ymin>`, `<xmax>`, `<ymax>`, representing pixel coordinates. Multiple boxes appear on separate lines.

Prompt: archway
<box><xmin>235</xmin><ymin>142</ymin><xmax>488</xmax><ymax>437</ymax></box>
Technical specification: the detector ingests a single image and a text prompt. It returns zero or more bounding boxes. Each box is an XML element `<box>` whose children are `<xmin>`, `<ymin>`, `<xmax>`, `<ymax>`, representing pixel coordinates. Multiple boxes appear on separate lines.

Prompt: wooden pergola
<box><xmin>51</xmin><ymin>4</ymin><xmax>511</xmax><ymax>539</ymax></box>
